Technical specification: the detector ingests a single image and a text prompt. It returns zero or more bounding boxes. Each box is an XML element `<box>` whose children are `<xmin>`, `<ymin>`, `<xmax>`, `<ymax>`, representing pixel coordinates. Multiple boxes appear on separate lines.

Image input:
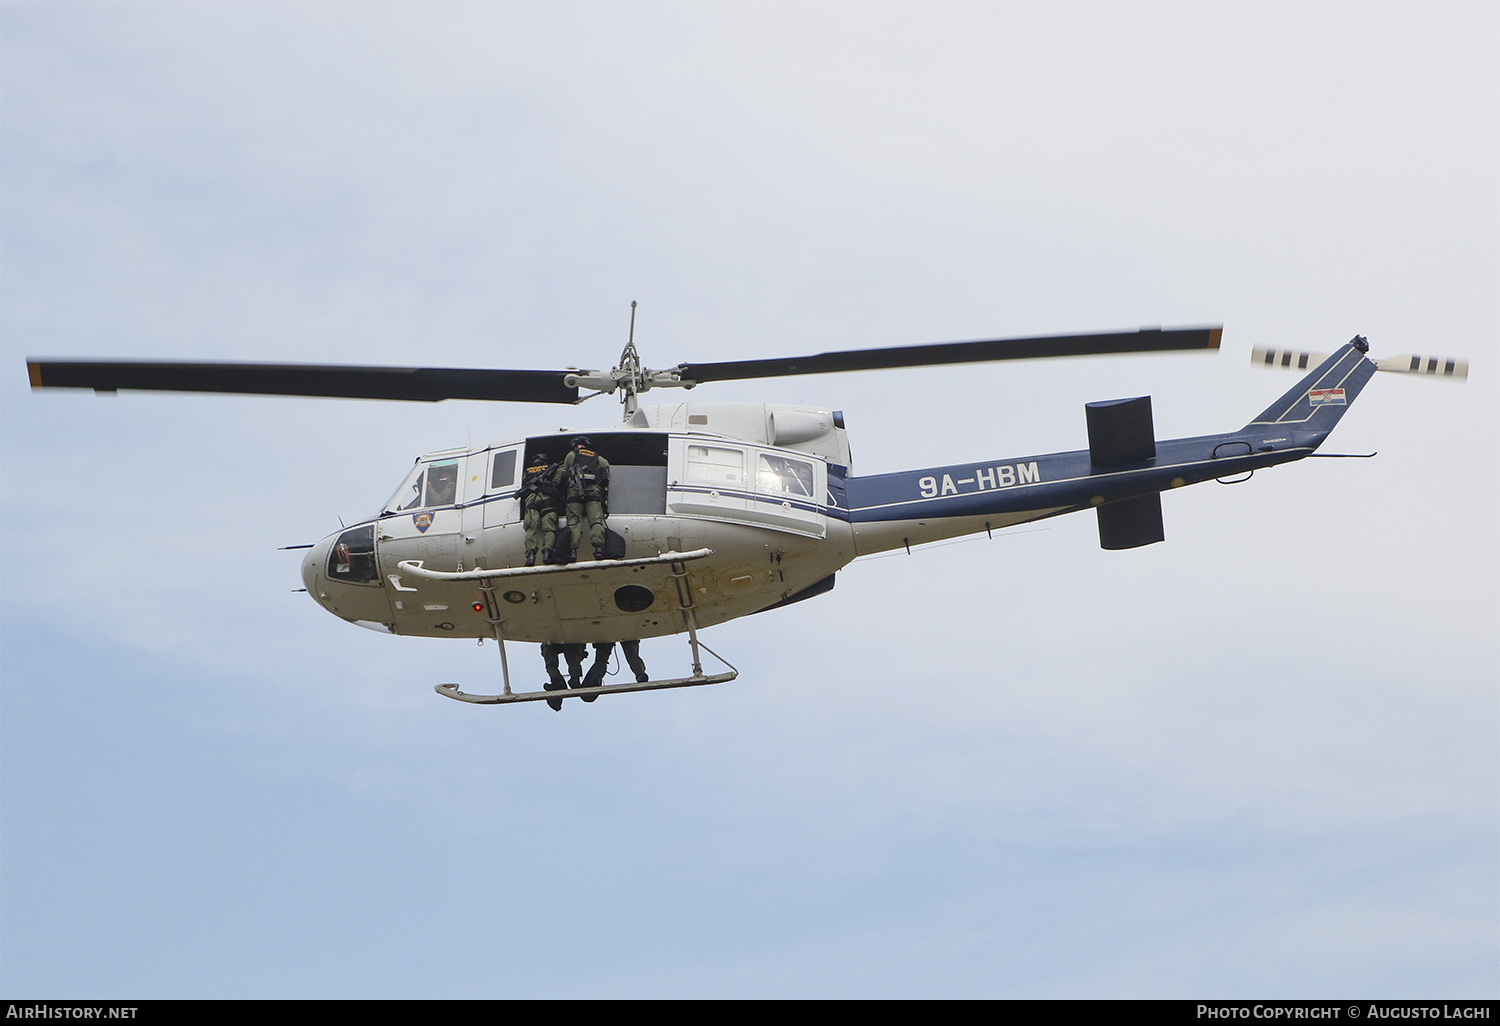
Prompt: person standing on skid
<box><xmin>554</xmin><ymin>436</ymin><xmax>610</xmax><ymax>562</ymax></box>
<box><xmin>519</xmin><ymin>451</ymin><xmax>564</xmax><ymax>567</ymax></box>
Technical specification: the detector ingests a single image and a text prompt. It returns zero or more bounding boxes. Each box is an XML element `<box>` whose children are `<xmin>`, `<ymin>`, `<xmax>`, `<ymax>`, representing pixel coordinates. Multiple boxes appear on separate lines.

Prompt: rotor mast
<box><xmin>618</xmin><ymin>301</ymin><xmax>643</xmax><ymax>419</ymax></box>
<box><xmin>562</xmin><ymin>301</ymin><xmax>698</xmax><ymax>421</ymax></box>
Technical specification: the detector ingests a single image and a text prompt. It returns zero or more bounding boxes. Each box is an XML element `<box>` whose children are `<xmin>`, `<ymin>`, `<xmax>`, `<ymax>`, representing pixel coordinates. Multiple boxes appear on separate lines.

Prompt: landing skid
<box><xmin>436</xmin><ymin>668</ymin><xmax>738</xmax><ymax>705</ymax></box>
<box><xmin>433</xmin><ymin>549</ymin><xmax>737</xmax><ymax>707</ymax></box>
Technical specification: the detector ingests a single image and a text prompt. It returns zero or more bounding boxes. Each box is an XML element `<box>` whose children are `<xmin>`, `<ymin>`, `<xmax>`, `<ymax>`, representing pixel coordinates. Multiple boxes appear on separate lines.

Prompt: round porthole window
<box><xmin>614</xmin><ymin>585</ymin><xmax>655</xmax><ymax>613</ymax></box>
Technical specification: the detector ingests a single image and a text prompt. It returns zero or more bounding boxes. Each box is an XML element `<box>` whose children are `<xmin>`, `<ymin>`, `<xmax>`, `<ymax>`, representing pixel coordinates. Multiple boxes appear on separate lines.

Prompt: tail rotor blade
<box><xmin>1251</xmin><ymin>347</ymin><xmax>1329</xmax><ymax>371</ymax></box>
<box><xmin>1252</xmin><ymin>346</ymin><xmax>1467</xmax><ymax>383</ymax></box>
<box><xmin>1374</xmin><ymin>354</ymin><xmax>1469</xmax><ymax>381</ymax></box>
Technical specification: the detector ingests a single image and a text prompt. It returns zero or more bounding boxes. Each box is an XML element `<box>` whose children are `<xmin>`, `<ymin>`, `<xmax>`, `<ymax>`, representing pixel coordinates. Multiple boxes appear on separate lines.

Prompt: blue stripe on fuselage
<box><xmin>846</xmin><ymin>431</ymin><xmax>1319</xmax><ymax>524</ymax></box>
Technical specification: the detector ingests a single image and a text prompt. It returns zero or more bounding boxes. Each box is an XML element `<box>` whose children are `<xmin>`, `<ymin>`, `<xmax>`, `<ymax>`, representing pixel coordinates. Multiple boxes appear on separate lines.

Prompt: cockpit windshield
<box><xmin>382</xmin><ymin>464</ymin><xmax>425</xmax><ymax>514</ymax></box>
<box><xmin>381</xmin><ymin>459</ymin><xmax>461</xmax><ymax>514</ymax></box>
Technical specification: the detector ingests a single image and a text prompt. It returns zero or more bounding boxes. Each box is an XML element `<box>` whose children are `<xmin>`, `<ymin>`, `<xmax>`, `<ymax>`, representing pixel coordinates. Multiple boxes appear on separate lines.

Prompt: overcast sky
<box><xmin>2</xmin><ymin>1</ymin><xmax>1496</xmax><ymax>998</ymax></box>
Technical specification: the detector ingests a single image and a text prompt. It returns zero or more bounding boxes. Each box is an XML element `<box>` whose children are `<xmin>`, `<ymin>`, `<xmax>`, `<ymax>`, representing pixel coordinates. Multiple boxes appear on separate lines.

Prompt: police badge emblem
<box><xmin>412</xmin><ymin>511</ymin><xmax>434</xmax><ymax>533</ymax></box>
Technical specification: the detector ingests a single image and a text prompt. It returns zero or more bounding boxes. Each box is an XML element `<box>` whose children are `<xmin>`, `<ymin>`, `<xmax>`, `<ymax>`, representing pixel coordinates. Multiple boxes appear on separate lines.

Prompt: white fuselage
<box><xmin>301</xmin><ymin>404</ymin><xmax>861</xmax><ymax>644</ymax></box>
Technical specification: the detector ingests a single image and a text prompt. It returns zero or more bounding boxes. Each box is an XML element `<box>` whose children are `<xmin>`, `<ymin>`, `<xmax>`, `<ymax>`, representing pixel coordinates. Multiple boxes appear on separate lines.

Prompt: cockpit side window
<box><xmin>382</xmin><ymin>459</ymin><xmax>461</xmax><ymax>514</ymax></box>
<box><xmin>424</xmin><ymin>461</ymin><xmax>459</xmax><ymax>506</ymax></box>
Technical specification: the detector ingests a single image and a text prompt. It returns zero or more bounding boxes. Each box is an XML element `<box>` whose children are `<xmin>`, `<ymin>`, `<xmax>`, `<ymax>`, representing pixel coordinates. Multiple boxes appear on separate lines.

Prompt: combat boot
<box><xmin>578</xmin><ymin>665</ymin><xmax>605</xmax><ymax>703</ymax></box>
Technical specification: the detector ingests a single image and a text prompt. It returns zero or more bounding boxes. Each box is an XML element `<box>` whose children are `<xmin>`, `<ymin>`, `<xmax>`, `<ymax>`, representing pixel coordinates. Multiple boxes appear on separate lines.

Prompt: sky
<box><xmin>1</xmin><ymin>1</ymin><xmax>1496</xmax><ymax>999</ymax></box>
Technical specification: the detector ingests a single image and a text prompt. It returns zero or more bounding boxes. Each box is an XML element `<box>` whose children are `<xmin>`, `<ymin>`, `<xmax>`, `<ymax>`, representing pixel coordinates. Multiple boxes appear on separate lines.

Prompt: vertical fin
<box><xmin>1086</xmin><ymin>396</ymin><xmax>1156</xmax><ymax>467</ymax></box>
<box><xmin>1097</xmin><ymin>494</ymin><xmax>1165</xmax><ymax>550</ymax></box>
<box><xmin>1245</xmin><ymin>342</ymin><xmax>1376</xmax><ymax>432</ymax></box>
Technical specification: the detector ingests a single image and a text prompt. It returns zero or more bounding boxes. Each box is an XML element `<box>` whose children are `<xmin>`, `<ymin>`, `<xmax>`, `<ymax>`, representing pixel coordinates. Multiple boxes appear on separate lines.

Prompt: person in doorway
<box><xmin>553</xmin><ymin>436</ymin><xmax>610</xmax><ymax>562</ymax></box>
<box><xmin>519</xmin><ymin>451</ymin><xmax>564</xmax><ymax>567</ymax></box>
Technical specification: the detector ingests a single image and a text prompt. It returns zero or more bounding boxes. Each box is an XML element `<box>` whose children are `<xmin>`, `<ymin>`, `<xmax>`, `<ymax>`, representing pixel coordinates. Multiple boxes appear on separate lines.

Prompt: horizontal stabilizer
<box><xmin>1086</xmin><ymin>395</ymin><xmax>1156</xmax><ymax>467</ymax></box>
<box><xmin>1097</xmin><ymin>493</ymin><xmax>1165</xmax><ymax>550</ymax></box>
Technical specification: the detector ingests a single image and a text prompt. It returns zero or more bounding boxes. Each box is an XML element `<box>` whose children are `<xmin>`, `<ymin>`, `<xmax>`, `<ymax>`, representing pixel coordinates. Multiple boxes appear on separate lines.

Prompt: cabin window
<box><xmin>757</xmin><ymin>453</ymin><xmax>815</xmax><ymax>498</ymax></box>
<box><xmin>490</xmin><ymin>449</ymin><xmax>518</xmax><ymax>489</ymax></box>
<box><xmin>686</xmin><ymin>445</ymin><xmax>746</xmax><ymax>487</ymax></box>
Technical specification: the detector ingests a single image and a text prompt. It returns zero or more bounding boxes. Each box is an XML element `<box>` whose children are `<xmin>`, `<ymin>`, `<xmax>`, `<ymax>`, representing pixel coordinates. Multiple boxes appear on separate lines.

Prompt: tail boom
<box><xmin>847</xmin><ymin>341</ymin><xmax>1378</xmax><ymax>556</ymax></box>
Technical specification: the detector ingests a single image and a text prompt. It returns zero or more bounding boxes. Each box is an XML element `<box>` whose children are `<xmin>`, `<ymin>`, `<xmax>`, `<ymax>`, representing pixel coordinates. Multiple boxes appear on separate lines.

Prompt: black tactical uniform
<box><xmin>553</xmin><ymin>437</ymin><xmax>611</xmax><ymax>561</ymax></box>
<box><xmin>621</xmin><ymin>640</ymin><xmax>648</xmax><ymax>683</ymax></box>
<box><xmin>540</xmin><ymin>642</ymin><xmax>587</xmax><ymax>712</ymax></box>
<box><xmin>581</xmin><ymin>640</ymin><xmax>649</xmax><ymax>693</ymax></box>
<box><xmin>519</xmin><ymin>453</ymin><xmax>564</xmax><ymax>567</ymax></box>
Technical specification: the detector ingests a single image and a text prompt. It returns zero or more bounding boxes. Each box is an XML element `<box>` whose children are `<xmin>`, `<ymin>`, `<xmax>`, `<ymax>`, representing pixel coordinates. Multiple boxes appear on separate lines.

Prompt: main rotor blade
<box><xmin>675</xmin><ymin>326</ymin><xmax>1221</xmax><ymax>383</ymax></box>
<box><xmin>26</xmin><ymin>359</ymin><xmax>580</xmax><ymax>404</ymax></box>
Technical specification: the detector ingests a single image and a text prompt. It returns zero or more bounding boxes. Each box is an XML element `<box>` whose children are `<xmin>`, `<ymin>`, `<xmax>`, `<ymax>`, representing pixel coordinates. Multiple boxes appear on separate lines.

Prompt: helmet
<box><xmin>571</xmin><ymin>436</ymin><xmax>591</xmax><ymax>448</ymax></box>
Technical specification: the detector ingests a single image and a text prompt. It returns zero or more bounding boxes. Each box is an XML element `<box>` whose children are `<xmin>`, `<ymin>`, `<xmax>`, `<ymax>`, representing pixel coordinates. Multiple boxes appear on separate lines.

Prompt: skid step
<box><xmin>435</xmin><ymin>671</ymin><xmax>738</xmax><ymax>705</ymax></box>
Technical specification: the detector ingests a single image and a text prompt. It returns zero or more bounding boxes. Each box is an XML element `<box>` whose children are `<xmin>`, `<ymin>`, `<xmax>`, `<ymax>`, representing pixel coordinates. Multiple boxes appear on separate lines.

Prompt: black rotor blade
<box><xmin>26</xmin><ymin>359</ymin><xmax>580</xmax><ymax>404</ymax></box>
<box><xmin>675</xmin><ymin>326</ymin><xmax>1221</xmax><ymax>383</ymax></box>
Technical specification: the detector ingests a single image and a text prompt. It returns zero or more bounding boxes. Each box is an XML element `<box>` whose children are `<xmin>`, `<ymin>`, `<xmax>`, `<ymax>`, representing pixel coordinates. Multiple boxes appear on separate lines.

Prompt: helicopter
<box><xmin>26</xmin><ymin>317</ymin><xmax>1467</xmax><ymax>708</ymax></box>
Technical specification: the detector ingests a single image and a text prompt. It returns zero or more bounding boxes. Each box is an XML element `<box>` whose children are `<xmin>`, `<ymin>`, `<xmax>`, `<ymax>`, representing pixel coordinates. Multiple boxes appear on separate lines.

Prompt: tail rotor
<box><xmin>1252</xmin><ymin>338</ymin><xmax>1468</xmax><ymax>382</ymax></box>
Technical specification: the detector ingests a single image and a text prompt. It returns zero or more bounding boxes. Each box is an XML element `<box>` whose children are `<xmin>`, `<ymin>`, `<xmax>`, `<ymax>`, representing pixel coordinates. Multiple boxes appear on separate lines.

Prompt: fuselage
<box><xmin>301</xmin><ymin>344</ymin><xmax>1374</xmax><ymax>646</ymax></box>
<box><xmin>298</xmin><ymin>408</ymin><xmax>1310</xmax><ymax>645</ymax></box>
<box><xmin>301</xmin><ymin>403</ymin><xmax>861</xmax><ymax>644</ymax></box>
